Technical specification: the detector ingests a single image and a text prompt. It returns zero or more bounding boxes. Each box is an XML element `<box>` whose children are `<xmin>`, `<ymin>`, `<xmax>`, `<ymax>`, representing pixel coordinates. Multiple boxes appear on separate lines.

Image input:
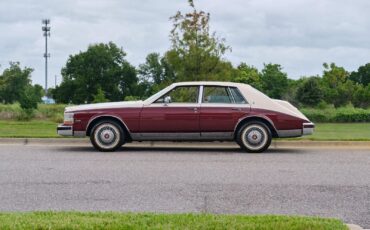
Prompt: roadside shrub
<box><xmin>0</xmin><ymin>103</ymin><xmax>22</xmax><ymax>119</ymax></box>
<box><xmin>301</xmin><ymin>106</ymin><xmax>370</xmax><ymax>122</ymax></box>
<box><xmin>50</xmin><ymin>113</ymin><xmax>64</xmax><ymax>123</ymax></box>
<box><xmin>16</xmin><ymin>109</ymin><xmax>35</xmax><ymax>121</ymax></box>
<box><xmin>0</xmin><ymin>103</ymin><xmax>67</xmax><ymax>122</ymax></box>
<box><xmin>36</xmin><ymin>104</ymin><xmax>66</xmax><ymax>119</ymax></box>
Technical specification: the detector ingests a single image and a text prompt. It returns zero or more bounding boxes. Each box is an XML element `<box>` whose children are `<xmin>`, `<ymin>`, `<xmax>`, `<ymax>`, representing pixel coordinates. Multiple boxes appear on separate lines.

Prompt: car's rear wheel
<box><xmin>90</xmin><ymin>120</ymin><xmax>125</xmax><ymax>152</ymax></box>
<box><xmin>236</xmin><ymin>121</ymin><xmax>272</xmax><ymax>153</ymax></box>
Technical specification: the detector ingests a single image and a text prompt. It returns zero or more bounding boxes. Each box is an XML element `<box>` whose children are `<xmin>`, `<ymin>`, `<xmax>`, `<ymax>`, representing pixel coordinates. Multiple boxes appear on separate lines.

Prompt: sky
<box><xmin>0</xmin><ymin>0</ymin><xmax>369</xmax><ymax>87</ymax></box>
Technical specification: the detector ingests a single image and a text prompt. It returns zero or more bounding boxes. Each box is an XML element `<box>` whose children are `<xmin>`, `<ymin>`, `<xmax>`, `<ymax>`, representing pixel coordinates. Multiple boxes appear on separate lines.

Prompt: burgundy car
<box><xmin>57</xmin><ymin>81</ymin><xmax>314</xmax><ymax>152</ymax></box>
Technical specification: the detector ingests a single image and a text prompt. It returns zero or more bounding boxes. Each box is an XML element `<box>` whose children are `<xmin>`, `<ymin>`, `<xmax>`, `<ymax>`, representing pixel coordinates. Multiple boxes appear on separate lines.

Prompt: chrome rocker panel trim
<box><xmin>130</xmin><ymin>132</ymin><xmax>234</xmax><ymax>141</ymax></box>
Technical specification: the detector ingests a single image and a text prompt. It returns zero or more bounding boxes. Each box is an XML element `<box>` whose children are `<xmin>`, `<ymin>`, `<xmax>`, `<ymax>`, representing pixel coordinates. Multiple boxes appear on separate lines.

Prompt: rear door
<box><xmin>200</xmin><ymin>86</ymin><xmax>250</xmax><ymax>135</ymax></box>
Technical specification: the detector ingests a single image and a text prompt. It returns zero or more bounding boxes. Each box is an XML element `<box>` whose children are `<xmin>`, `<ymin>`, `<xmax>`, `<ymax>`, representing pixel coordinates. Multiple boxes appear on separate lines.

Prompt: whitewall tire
<box><xmin>90</xmin><ymin>120</ymin><xmax>125</xmax><ymax>152</ymax></box>
<box><xmin>236</xmin><ymin>121</ymin><xmax>272</xmax><ymax>153</ymax></box>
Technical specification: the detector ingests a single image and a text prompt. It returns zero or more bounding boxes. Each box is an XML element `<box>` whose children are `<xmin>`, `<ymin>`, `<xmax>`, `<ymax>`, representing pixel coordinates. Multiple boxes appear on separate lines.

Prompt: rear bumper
<box><xmin>277</xmin><ymin>122</ymin><xmax>315</xmax><ymax>138</ymax></box>
<box><xmin>302</xmin><ymin>122</ymin><xmax>315</xmax><ymax>135</ymax></box>
<box><xmin>57</xmin><ymin>124</ymin><xmax>73</xmax><ymax>136</ymax></box>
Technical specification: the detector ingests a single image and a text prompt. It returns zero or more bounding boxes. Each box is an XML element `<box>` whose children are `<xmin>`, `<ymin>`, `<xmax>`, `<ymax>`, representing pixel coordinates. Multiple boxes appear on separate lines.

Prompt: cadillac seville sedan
<box><xmin>57</xmin><ymin>82</ymin><xmax>314</xmax><ymax>152</ymax></box>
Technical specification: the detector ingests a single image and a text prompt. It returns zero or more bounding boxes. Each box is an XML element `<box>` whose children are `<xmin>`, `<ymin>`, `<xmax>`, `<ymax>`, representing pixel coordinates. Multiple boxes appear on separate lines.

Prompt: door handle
<box><xmin>187</xmin><ymin>107</ymin><xmax>198</xmax><ymax>111</ymax></box>
<box><xmin>232</xmin><ymin>108</ymin><xmax>242</xmax><ymax>111</ymax></box>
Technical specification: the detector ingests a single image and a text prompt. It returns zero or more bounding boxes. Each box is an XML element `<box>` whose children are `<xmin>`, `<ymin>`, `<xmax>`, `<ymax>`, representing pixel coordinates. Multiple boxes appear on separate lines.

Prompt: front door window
<box><xmin>155</xmin><ymin>86</ymin><xmax>199</xmax><ymax>103</ymax></box>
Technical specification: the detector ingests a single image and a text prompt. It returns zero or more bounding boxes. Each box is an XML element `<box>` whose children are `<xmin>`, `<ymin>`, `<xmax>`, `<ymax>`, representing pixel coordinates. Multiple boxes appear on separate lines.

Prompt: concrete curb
<box><xmin>0</xmin><ymin>138</ymin><xmax>369</xmax><ymax>149</ymax></box>
<box><xmin>347</xmin><ymin>223</ymin><xmax>369</xmax><ymax>230</ymax></box>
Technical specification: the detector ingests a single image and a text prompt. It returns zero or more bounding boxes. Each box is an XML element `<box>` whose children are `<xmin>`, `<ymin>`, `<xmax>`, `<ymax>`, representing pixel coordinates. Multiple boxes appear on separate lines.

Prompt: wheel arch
<box><xmin>234</xmin><ymin>116</ymin><xmax>278</xmax><ymax>138</ymax></box>
<box><xmin>86</xmin><ymin>115</ymin><xmax>132</xmax><ymax>141</ymax></box>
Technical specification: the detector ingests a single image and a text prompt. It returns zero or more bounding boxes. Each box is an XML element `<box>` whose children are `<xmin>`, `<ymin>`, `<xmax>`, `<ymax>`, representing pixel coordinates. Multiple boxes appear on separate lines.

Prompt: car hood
<box><xmin>65</xmin><ymin>101</ymin><xmax>144</xmax><ymax>113</ymax></box>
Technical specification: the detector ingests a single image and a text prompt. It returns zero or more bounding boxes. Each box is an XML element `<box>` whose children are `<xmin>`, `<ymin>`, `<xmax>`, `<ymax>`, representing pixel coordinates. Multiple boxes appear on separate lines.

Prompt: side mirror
<box><xmin>164</xmin><ymin>96</ymin><xmax>171</xmax><ymax>104</ymax></box>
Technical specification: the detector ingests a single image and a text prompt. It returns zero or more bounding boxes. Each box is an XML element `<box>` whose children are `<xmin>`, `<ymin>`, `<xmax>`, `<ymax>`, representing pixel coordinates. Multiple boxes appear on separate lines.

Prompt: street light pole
<box><xmin>42</xmin><ymin>19</ymin><xmax>50</xmax><ymax>96</ymax></box>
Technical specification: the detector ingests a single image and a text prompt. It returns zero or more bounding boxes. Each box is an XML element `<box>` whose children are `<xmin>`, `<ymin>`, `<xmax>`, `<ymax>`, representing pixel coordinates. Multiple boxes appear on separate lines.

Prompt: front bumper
<box><xmin>303</xmin><ymin>122</ymin><xmax>315</xmax><ymax>135</ymax></box>
<box><xmin>57</xmin><ymin>124</ymin><xmax>73</xmax><ymax>136</ymax></box>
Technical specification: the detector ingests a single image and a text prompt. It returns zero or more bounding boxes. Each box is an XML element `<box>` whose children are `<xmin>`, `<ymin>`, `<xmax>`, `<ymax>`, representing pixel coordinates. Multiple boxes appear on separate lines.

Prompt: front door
<box><xmin>139</xmin><ymin>85</ymin><xmax>200</xmax><ymax>139</ymax></box>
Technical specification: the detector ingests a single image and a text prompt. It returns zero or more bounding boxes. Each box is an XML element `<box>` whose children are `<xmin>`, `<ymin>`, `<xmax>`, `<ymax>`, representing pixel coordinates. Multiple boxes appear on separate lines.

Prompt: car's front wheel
<box><xmin>90</xmin><ymin>120</ymin><xmax>125</xmax><ymax>152</ymax></box>
<box><xmin>236</xmin><ymin>121</ymin><xmax>272</xmax><ymax>153</ymax></box>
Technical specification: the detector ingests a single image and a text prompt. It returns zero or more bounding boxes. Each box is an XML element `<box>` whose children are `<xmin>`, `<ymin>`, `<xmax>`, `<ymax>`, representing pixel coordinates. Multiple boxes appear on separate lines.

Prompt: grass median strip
<box><xmin>0</xmin><ymin>120</ymin><xmax>59</xmax><ymax>138</ymax></box>
<box><xmin>297</xmin><ymin>123</ymin><xmax>370</xmax><ymax>141</ymax></box>
<box><xmin>0</xmin><ymin>212</ymin><xmax>347</xmax><ymax>230</ymax></box>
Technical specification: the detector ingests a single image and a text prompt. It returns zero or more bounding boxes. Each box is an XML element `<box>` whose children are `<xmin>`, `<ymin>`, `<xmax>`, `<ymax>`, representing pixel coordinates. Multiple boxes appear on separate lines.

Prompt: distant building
<box><xmin>42</xmin><ymin>96</ymin><xmax>55</xmax><ymax>104</ymax></box>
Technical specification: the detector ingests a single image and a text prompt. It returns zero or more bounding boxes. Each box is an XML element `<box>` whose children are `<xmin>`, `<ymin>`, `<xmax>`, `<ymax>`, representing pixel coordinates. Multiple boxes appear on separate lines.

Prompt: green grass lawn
<box><xmin>0</xmin><ymin>212</ymin><xmax>347</xmax><ymax>230</ymax></box>
<box><xmin>0</xmin><ymin>120</ymin><xmax>369</xmax><ymax>140</ymax></box>
<box><xmin>0</xmin><ymin>120</ymin><xmax>59</xmax><ymax>138</ymax></box>
<box><xmin>297</xmin><ymin>123</ymin><xmax>370</xmax><ymax>141</ymax></box>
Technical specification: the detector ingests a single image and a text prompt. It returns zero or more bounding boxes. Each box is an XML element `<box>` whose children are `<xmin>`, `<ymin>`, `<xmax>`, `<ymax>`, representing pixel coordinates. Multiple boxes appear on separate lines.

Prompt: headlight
<box><xmin>63</xmin><ymin>112</ymin><xmax>74</xmax><ymax>125</ymax></box>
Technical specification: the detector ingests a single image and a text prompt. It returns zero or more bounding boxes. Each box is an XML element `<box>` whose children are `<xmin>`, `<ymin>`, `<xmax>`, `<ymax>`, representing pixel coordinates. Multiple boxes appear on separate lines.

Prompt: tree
<box><xmin>52</xmin><ymin>79</ymin><xmax>78</xmax><ymax>104</ymax></box>
<box><xmin>296</xmin><ymin>77</ymin><xmax>324</xmax><ymax>106</ymax></box>
<box><xmin>137</xmin><ymin>53</ymin><xmax>176</xmax><ymax>98</ymax></box>
<box><xmin>0</xmin><ymin>62</ymin><xmax>33</xmax><ymax>104</ymax></box>
<box><xmin>53</xmin><ymin>42</ymin><xmax>137</xmax><ymax>104</ymax></box>
<box><xmin>93</xmin><ymin>87</ymin><xmax>109</xmax><ymax>103</ymax></box>
<box><xmin>138</xmin><ymin>53</ymin><xmax>165</xmax><ymax>85</ymax></box>
<box><xmin>234</xmin><ymin>63</ymin><xmax>262</xmax><ymax>90</ymax></box>
<box><xmin>33</xmin><ymin>84</ymin><xmax>44</xmax><ymax>102</ymax></box>
<box><xmin>321</xmin><ymin>63</ymin><xmax>353</xmax><ymax>107</ymax></box>
<box><xmin>166</xmin><ymin>0</ymin><xmax>231</xmax><ymax>81</ymax></box>
<box><xmin>19</xmin><ymin>85</ymin><xmax>40</xmax><ymax>110</ymax></box>
<box><xmin>17</xmin><ymin>84</ymin><xmax>43</xmax><ymax>120</ymax></box>
<box><xmin>353</xmin><ymin>84</ymin><xmax>370</xmax><ymax>108</ymax></box>
<box><xmin>260</xmin><ymin>63</ymin><xmax>289</xmax><ymax>99</ymax></box>
<box><xmin>322</xmin><ymin>63</ymin><xmax>348</xmax><ymax>88</ymax></box>
<box><xmin>350</xmin><ymin>63</ymin><xmax>370</xmax><ymax>86</ymax></box>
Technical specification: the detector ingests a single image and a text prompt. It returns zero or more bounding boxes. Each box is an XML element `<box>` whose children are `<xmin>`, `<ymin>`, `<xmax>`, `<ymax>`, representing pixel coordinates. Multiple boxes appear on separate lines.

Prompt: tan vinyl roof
<box><xmin>172</xmin><ymin>81</ymin><xmax>248</xmax><ymax>87</ymax></box>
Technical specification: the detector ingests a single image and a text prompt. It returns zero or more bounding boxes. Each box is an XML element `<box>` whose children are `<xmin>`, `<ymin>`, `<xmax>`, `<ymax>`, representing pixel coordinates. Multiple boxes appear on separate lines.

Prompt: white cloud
<box><xmin>0</xmin><ymin>0</ymin><xmax>369</xmax><ymax>86</ymax></box>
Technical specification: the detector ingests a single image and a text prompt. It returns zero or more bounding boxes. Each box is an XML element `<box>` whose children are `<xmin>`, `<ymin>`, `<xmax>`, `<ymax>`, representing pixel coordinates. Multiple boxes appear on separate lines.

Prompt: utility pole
<box><xmin>55</xmin><ymin>75</ymin><xmax>57</xmax><ymax>88</ymax></box>
<box><xmin>42</xmin><ymin>19</ymin><xmax>50</xmax><ymax>96</ymax></box>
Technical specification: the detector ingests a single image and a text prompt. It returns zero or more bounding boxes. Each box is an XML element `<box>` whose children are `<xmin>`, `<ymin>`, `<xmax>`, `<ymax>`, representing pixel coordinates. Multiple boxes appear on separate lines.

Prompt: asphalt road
<box><xmin>0</xmin><ymin>143</ymin><xmax>369</xmax><ymax>227</ymax></box>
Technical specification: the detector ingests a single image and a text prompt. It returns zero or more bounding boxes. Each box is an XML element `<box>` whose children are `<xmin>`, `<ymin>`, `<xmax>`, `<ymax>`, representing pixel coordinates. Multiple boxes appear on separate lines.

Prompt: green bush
<box><xmin>36</xmin><ymin>104</ymin><xmax>66</xmax><ymax>119</ymax></box>
<box><xmin>301</xmin><ymin>106</ymin><xmax>370</xmax><ymax>122</ymax></box>
<box><xmin>0</xmin><ymin>103</ymin><xmax>22</xmax><ymax>119</ymax></box>
<box><xmin>0</xmin><ymin>104</ymin><xmax>67</xmax><ymax>122</ymax></box>
<box><xmin>16</xmin><ymin>109</ymin><xmax>35</xmax><ymax>121</ymax></box>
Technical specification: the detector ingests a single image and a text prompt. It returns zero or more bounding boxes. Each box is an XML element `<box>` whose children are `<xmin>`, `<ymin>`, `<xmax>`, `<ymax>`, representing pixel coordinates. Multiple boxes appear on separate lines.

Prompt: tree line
<box><xmin>1</xmin><ymin>0</ymin><xmax>369</xmax><ymax>110</ymax></box>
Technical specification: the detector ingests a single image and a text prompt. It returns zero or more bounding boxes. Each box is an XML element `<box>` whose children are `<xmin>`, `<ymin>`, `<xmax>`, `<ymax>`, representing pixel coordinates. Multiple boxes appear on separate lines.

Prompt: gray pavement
<box><xmin>0</xmin><ymin>143</ymin><xmax>369</xmax><ymax>227</ymax></box>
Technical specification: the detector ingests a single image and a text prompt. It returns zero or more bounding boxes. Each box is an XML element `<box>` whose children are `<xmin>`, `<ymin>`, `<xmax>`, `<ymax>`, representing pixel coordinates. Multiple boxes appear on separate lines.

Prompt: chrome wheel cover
<box><xmin>94</xmin><ymin>123</ymin><xmax>120</xmax><ymax>150</ymax></box>
<box><xmin>241</xmin><ymin>124</ymin><xmax>268</xmax><ymax>151</ymax></box>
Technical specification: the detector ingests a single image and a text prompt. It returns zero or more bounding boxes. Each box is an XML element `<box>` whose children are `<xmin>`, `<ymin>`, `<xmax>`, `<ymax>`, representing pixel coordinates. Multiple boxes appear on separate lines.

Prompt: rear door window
<box><xmin>202</xmin><ymin>86</ymin><xmax>232</xmax><ymax>103</ymax></box>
